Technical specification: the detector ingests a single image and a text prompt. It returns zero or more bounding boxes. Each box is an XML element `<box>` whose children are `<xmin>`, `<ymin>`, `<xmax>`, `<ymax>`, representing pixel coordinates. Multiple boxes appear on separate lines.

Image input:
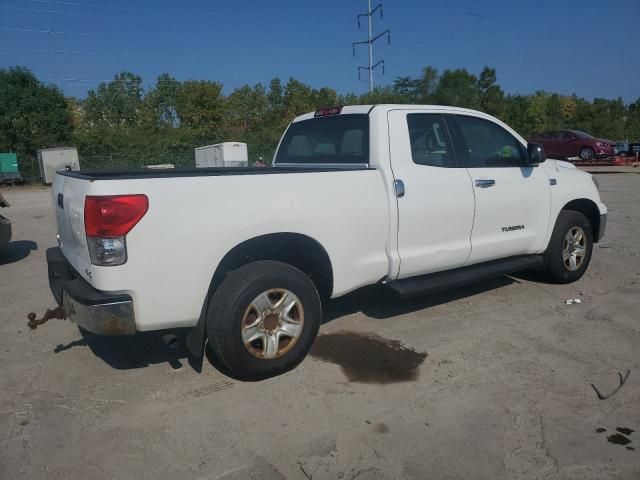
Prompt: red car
<box><xmin>529</xmin><ymin>130</ymin><xmax>616</xmax><ymax>160</ymax></box>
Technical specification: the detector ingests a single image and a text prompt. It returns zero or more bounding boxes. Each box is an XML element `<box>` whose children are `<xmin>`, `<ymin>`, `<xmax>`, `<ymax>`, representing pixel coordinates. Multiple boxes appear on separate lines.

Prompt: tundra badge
<box><xmin>502</xmin><ymin>225</ymin><xmax>525</xmax><ymax>232</ymax></box>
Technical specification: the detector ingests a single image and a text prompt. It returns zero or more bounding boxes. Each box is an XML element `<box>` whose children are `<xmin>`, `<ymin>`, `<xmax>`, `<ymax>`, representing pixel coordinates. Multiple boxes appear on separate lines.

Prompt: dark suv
<box><xmin>529</xmin><ymin>130</ymin><xmax>616</xmax><ymax>160</ymax></box>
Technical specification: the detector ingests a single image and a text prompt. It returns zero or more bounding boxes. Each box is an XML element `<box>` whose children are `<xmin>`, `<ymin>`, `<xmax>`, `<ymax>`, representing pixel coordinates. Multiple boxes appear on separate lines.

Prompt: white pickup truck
<box><xmin>38</xmin><ymin>105</ymin><xmax>607</xmax><ymax>380</ymax></box>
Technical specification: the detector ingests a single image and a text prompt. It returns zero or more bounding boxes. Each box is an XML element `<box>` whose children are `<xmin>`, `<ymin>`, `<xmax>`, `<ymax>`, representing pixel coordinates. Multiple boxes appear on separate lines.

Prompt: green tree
<box><xmin>225</xmin><ymin>84</ymin><xmax>268</xmax><ymax>136</ymax></box>
<box><xmin>83</xmin><ymin>72</ymin><xmax>144</xmax><ymax>127</ymax></box>
<box><xmin>590</xmin><ymin>98</ymin><xmax>625</xmax><ymax>139</ymax></box>
<box><xmin>393</xmin><ymin>76</ymin><xmax>421</xmax><ymax>102</ymax></box>
<box><xmin>503</xmin><ymin>94</ymin><xmax>530</xmax><ymax>136</ymax></box>
<box><xmin>392</xmin><ymin>67</ymin><xmax>439</xmax><ymax>103</ymax></box>
<box><xmin>283</xmin><ymin>78</ymin><xmax>315</xmax><ymax>117</ymax></box>
<box><xmin>312</xmin><ymin>87</ymin><xmax>340</xmax><ymax>109</ymax></box>
<box><xmin>477</xmin><ymin>67</ymin><xmax>505</xmax><ymax>117</ymax></box>
<box><xmin>5</xmin><ymin>64</ymin><xmax>640</xmax><ymax>178</ymax></box>
<box><xmin>176</xmin><ymin>80</ymin><xmax>225</xmax><ymax>142</ymax></box>
<box><xmin>627</xmin><ymin>98</ymin><xmax>640</xmax><ymax>142</ymax></box>
<box><xmin>0</xmin><ymin>66</ymin><xmax>72</xmax><ymax>177</ymax></box>
<box><xmin>142</xmin><ymin>73</ymin><xmax>181</xmax><ymax>129</ymax></box>
<box><xmin>434</xmin><ymin>69</ymin><xmax>480</xmax><ymax>109</ymax></box>
<box><xmin>569</xmin><ymin>97</ymin><xmax>595</xmax><ymax>135</ymax></box>
<box><xmin>267</xmin><ymin>78</ymin><xmax>284</xmax><ymax>115</ymax></box>
<box><xmin>417</xmin><ymin>66</ymin><xmax>439</xmax><ymax>103</ymax></box>
<box><xmin>546</xmin><ymin>94</ymin><xmax>564</xmax><ymax>130</ymax></box>
<box><xmin>526</xmin><ymin>91</ymin><xmax>551</xmax><ymax>136</ymax></box>
<box><xmin>359</xmin><ymin>85</ymin><xmax>402</xmax><ymax>104</ymax></box>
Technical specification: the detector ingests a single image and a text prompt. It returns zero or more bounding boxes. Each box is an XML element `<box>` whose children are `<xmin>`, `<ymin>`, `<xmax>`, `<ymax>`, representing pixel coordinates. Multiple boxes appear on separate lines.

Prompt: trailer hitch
<box><xmin>27</xmin><ymin>306</ymin><xmax>66</xmax><ymax>330</ymax></box>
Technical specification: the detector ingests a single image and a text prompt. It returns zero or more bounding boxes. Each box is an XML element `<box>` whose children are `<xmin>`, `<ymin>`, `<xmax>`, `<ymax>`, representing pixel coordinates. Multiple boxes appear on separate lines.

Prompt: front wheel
<box><xmin>579</xmin><ymin>147</ymin><xmax>595</xmax><ymax>160</ymax></box>
<box><xmin>206</xmin><ymin>260</ymin><xmax>321</xmax><ymax>381</ymax></box>
<box><xmin>539</xmin><ymin>210</ymin><xmax>593</xmax><ymax>284</ymax></box>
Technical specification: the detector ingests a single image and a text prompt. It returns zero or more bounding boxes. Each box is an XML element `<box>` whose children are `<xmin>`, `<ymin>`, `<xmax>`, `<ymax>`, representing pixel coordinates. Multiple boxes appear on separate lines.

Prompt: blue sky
<box><xmin>1</xmin><ymin>0</ymin><xmax>638</xmax><ymax>101</ymax></box>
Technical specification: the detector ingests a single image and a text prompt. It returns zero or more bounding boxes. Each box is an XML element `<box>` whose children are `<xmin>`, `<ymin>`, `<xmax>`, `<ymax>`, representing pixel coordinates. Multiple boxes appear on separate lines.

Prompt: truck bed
<box><xmin>57</xmin><ymin>166</ymin><xmax>372</xmax><ymax>181</ymax></box>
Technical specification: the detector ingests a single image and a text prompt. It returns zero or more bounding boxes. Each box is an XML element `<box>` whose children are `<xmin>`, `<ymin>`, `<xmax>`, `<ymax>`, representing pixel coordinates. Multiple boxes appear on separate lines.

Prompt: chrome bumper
<box><xmin>47</xmin><ymin>247</ymin><xmax>136</xmax><ymax>335</ymax></box>
<box><xmin>62</xmin><ymin>289</ymin><xmax>136</xmax><ymax>335</ymax></box>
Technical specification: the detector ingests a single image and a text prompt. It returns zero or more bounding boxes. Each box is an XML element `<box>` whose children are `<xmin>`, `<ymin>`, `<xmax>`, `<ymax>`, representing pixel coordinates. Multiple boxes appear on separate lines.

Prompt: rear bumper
<box><xmin>47</xmin><ymin>247</ymin><xmax>136</xmax><ymax>335</ymax></box>
<box><xmin>0</xmin><ymin>215</ymin><xmax>11</xmax><ymax>248</ymax></box>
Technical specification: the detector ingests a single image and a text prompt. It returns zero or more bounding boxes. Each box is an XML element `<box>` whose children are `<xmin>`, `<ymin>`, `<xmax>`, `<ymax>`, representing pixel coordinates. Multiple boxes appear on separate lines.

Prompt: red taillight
<box><xmin>84</xmin><ymin>195</ymin><xmax>149</xmax><ymax>238</ymax></box>
<box><xmin>314</xmin><ymin>106</ymin><xmax>343</xmax><ymax>117</ymax></box>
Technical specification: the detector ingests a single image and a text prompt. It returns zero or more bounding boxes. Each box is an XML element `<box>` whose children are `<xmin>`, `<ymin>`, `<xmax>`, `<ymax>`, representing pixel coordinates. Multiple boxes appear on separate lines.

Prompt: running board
<box><xmin>387</xmin><ymin>255</ymin><xmax>544</xmax><ymax>298</ymax></box>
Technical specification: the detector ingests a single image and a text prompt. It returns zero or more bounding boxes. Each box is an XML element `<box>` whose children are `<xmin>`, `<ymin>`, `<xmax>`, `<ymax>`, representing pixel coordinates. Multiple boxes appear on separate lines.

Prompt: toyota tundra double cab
<box><xmin>39</xmin><ymin>105</ymin><xmax>607</xmax><ymax>380</ymax></box>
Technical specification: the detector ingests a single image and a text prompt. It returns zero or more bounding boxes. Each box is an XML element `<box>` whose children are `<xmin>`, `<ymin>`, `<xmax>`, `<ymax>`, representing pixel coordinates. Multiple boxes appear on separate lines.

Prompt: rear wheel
<box><xmin>539</xmin><ymin>210</ymin><xmax>593</xmax><ymax>283</ymax></box>
<box><xmin>206</xmin><ymin>260</ymin><xmax>321</xmax><ymax>381</ymax></box>
<box><xmin>579</xmin><ymin>146</ymin><xmax>595</xmax><ymax>160</ymax></box>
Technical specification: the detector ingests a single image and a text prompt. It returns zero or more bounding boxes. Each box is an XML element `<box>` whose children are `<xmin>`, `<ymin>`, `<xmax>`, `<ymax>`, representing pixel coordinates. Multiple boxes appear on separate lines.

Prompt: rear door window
<box><xmin>275</xmin><ymin>114</ymin><xmax>369</xmax><ymax>165</ymax></box>
<box><xmin>407</xmin><ymin>114</ymin><xmax>455</xmax><ymax>167</ymax></box>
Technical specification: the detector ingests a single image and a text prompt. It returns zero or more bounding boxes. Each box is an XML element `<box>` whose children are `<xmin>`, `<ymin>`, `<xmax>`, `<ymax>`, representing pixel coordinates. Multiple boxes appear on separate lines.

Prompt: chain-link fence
<box><xmin>12</xmin><ymin>151</ymin><xmax>199</xmax><ymax>184</ymax></box>
<box><xmin>12</xmin><ymin>145</ymin><xmax>277</xmax><ymax>184</ymax></box>
<box><xmin>80</xmin><ymin>151</ymin><xmax>197</xmax><ymax>171</ymax></box>
<box><xmin>16</xmin><ymin>155</ymin><xmax>39</xmax><ymax>184</ymax></box>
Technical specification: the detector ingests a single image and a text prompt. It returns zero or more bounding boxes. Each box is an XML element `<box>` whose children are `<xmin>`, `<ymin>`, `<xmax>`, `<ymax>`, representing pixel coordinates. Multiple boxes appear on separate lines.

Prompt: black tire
<box><xmin>579</xmin><ymin>146</ymin><xmax>595</xmax><ymax>161</ymax></box>
<box><xmin>206</xmin><ymin>260</ymin><xmax>321</xmax><ymax>381</ymax></box>
<box><xmin>539</xmin><ymin>210</ymin><xmax>593</xmax><ymax>284</ymax></box>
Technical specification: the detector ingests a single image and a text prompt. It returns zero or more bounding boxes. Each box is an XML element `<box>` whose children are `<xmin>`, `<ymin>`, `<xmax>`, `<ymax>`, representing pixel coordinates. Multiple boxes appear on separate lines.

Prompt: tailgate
<box><xmin>52</xmin><ymin>173</ymin><xmax>93</xmax><ymax>284</ymax></box>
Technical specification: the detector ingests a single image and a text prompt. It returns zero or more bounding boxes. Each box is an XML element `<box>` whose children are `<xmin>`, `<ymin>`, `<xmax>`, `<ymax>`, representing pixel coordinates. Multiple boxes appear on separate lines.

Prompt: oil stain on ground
<box><xmin>375</xmin><ymin>423</ymin><xmax>390</xmax><ymax>434</ymax></box>
<box><xmin>310</xmin><ymin>331</ymin><xmax>427</xmax><ymax>384</ymax></box>
<box><xmin>597</xmin><ymin>426</ymin><xmax>636</xmax><ymax>450</ymax></box>
<box><xmin>608</xmin><ymin>433</ymin><xmax>632</xmax><ymax>446</ymax></box>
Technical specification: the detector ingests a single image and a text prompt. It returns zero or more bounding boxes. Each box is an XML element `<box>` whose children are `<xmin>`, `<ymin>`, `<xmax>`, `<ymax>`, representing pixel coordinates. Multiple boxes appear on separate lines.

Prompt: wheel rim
<box><xmin>241</xmin><ymin>289</ymin><xmax>304</xmax><ymax>359</ymax></box>
<box><xmin>562</xmin><ymin>226</ymin><xmax>587</xmax><ymax>271</ymax></box>
<box><xmin>580</xmin><ymin>148</ymin><xmax>593</xmax><ymax>160</ymax></box>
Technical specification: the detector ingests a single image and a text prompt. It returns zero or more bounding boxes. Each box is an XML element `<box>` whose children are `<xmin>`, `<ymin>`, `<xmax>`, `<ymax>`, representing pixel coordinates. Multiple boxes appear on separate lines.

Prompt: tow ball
<box><xmin>27</xmin><ymin>306</ymin><xmax>66</xmax><ymax>330</ymax></box>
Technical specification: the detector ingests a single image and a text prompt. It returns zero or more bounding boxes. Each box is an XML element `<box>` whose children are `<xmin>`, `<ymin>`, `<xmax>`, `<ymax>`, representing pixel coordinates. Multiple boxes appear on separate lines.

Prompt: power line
<box><xmin>352</xmin><ymin>0</ymin><xmax>390</xmax><ymax>92</ymax></box>
<box><xmin>0</xmin><ymin>5</ymin><xmax>121</xmax><ymax>18</ymax></box>
<box><xmin>0</xmin><ymin>26</ymin><xmax>121</xmax><ymax>38</ymax></box>
<box><xmin>48</xmin><ymin>78</ymin><xmax>183</xmax><ymax>86</ymax></box>
<box><xmin>465</xmin><ymin>11</ymin><xmax>487</xmax><ymax>19</ymax></box>
<box><xmin>390</xmin><ymin>35</ymin><xmax>626</xmax><ymax>75</ymax></box>
<box><xmin>26</xmin><ymin>0</ymin><xmax>177</xmax><ymax>13</ymax></box>
<box><xmin>0</xmin><ymin>47</ymin><xmax>159</xmax><ymax>57</ymax></box>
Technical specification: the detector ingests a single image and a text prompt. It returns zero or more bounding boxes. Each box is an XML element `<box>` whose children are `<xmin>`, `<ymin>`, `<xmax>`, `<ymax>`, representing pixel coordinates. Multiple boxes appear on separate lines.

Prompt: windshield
<box><xmin>275</xmin><ymin>114</ymin><xmax>369</xmax><ymax>165</ymax></box>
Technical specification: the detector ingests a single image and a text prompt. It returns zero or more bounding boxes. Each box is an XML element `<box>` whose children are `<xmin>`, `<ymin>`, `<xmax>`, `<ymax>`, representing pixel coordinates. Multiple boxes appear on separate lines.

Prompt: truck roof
<box><xmin>292</xmin><ymin>104</ymin><xmax>505</xmax><ymax>123</ymax></box>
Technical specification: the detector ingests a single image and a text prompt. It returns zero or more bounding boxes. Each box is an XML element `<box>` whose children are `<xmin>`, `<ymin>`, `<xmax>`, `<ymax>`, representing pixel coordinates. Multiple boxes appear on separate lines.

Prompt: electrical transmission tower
<box><xmin>352</xmin><ymin>0</ymin><xmax>390</xmax><ymax>92</ymax></box>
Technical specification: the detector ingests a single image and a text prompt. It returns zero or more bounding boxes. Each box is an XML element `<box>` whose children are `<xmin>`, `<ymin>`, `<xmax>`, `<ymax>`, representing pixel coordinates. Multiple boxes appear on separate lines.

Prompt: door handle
<box><xmin>394</xmin><ymin>179</ymin><xmax>405</xmax><ymax>198</ymax></box>
<box><xmin>475</xmin><ymin>179</ymin><xmax>496</xmax><ymax>188</ymax></box>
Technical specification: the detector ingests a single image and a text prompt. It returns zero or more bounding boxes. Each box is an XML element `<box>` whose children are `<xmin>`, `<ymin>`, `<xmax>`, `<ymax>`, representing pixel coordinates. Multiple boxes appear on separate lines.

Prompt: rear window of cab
<box><xmin>275</xmin><ymin>114</ymin><xmax>370</xmax><ymax>165</ymax></box>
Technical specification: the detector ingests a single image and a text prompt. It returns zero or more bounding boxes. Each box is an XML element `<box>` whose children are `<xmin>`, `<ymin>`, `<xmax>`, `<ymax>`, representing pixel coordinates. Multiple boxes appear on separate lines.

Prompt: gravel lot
<box><xmin>1</xmin><ymin>171</ymin><xmax>639</xmax><ymax>480</ymax></box>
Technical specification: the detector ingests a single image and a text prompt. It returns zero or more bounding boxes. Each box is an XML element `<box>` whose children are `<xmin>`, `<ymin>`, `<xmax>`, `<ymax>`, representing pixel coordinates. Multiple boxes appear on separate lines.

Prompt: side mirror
<box><xmin>527</xmin><ymin>143</ymin><xmax>546</xmax><ymax>165</ymax></box>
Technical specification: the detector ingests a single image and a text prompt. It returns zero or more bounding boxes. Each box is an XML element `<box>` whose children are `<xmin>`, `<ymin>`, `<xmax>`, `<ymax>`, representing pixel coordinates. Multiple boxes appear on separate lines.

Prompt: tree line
<box><xmin>1</xmin><ymin>65</ymin><xmax>639</xmax><ymax>179</ymax></box>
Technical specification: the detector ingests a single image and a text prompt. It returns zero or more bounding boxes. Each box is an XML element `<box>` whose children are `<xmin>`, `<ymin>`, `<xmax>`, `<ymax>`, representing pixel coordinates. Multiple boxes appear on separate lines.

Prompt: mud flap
<box><xmin>185</xmin><ymin>300</ymin><xmax>207</xmax><ymax>372</ymax></box>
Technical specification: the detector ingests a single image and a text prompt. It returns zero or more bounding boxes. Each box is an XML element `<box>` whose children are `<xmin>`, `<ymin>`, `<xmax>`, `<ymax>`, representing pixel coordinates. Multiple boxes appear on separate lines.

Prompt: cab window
<box><xmin>406</xmin><ymin>114</ymin><xmax>454</xmax><ymax>167</ymax></box>
<box><xmin>451</xmin><ymin>115</ymin><xmax>526</xmax><ymax>167</ymax></box>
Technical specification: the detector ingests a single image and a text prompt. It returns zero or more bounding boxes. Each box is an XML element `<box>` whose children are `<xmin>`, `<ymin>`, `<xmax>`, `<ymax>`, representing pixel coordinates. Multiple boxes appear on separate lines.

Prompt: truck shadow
<box><xmin>55</xmin><ymin>328</ymin><xmax>190</xmax><ymax>370</ymax></box>
<box><xmin>0</xmin><ymin>240</ymin><xmax>38</xmax><ymax>265</ymax></box>
<box><xmin>56</xmin><ymin>275</ymin><xmax>516</xmax><ymax>372</ymax></box>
